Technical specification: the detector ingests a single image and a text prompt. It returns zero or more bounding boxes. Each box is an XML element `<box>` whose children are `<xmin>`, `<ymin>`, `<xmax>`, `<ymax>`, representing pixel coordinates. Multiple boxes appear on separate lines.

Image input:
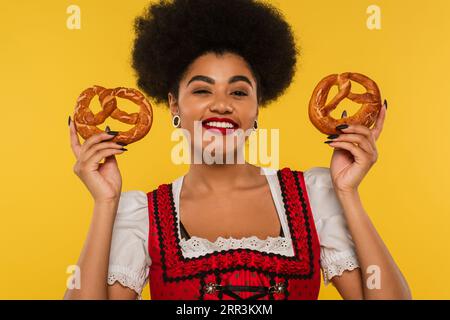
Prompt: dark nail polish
<box><xmin>68</xmin><ymin>116</ymin><xmax>71</xmax><ymax>126</ymax></box>
<box><xmin>105</xmin><ymin>125</ymin><xmax>111</xmax><ymax>132</ymax></box>
<box><xmin>327</xmin><ymin>134</ymin><xmax>339</xmax><ymax>139</ymax></box>
<box><xmin>336</xmin><ymin>124</ymin><xmax>349</xmax><ymax>130</ymax></box>
<box><xmin>324</xmin><ymin>140</ymin><xmax>334</xmax><ymax>144</ymax></box>
<box><xmin>121</xmin><ymin>148</ymin><xmax>128</xmax><ymax>151</ymax></box>
<box><xmin>384</xmin><ymin>99</ymin><xmax>388</xmax><ymax>110</ymax></box>
<box><xmin>107</xmin><ymin>131</ymin><xmax>119</xmax><ymax>136</ymax></box>
<box><xmin>116</xmin><ymin>142</ymin><xmax>128</xmax><ymax>146</ymax></box>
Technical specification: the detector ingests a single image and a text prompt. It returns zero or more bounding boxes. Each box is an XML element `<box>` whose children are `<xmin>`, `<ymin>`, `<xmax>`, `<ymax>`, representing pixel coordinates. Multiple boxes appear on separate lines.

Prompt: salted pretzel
<box><xmin>308</xmin><ymin>72</ymin><xmax>382</xmax><ymax>135</ymax></box>
<box><xmin>73</xmin><ymin>85</ymin><xmax>153</xmax><ymax>144</ymax></box>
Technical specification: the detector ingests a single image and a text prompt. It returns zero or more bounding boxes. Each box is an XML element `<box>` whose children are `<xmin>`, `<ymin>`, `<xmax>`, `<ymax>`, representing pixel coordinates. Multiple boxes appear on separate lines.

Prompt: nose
<box><xmin>209</xmin><ymin>96</ymin><xmax>233</xmax><ymax>114</ymax></box>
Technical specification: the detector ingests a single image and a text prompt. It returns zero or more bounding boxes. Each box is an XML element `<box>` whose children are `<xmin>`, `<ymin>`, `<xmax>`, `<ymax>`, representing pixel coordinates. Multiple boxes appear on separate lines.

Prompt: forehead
<box><xmin>182</xmin><ymin>52</ymin><xmax>255</xmax><ymax>84</ymax></box>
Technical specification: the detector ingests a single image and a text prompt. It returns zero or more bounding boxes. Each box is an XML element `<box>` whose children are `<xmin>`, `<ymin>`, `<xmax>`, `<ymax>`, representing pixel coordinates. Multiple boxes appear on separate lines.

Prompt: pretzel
<box><xmin>73</xmin><ymin>85</ymin><xmax>153</xmax><ymax>144</ymax></box>
<box><xmin>308</xmin><ymin>72</ymin><xmax>382</xmax><ymax>135</ymax></box>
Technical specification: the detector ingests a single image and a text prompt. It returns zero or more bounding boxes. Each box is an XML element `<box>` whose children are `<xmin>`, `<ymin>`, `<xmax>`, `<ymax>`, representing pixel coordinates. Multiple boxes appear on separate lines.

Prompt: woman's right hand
<box><xmin>69</xmin><ymin>117</ymin><xmax>127</xmax><ymax>203</ymax></box>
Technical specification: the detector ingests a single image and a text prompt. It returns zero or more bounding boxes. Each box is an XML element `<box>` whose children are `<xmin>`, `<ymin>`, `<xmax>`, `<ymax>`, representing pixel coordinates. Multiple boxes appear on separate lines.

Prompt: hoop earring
<box><xmin>253</xmin><ymin>119</ymin><xmax>258</xmax><ymax>130</ymax></box>
<box><xmin>172</xmin><ymin>115</ymin><xmax>181</xmax><ymax>128</ymax></box>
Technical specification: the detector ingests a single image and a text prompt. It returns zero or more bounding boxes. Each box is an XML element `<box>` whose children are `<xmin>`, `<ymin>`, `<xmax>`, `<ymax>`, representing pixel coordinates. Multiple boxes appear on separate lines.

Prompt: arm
<box><xmin>66</xmin><ymin>119</ymin><xmax>138</xmax><ymax>299</ymax></box>
<box><xmin>323</xmin><ymin>102</ymin><xmax>411</xmax><ymax>299</ymax></box>
<box><xmin>63</xmin><ymin>200</ymin><xmax>137</xmax><ymax>299</ymax></box>
<box><xmin>332</xmin><ymin>190</ymin><xmax>411</xmax><ymax>299</ymax></box>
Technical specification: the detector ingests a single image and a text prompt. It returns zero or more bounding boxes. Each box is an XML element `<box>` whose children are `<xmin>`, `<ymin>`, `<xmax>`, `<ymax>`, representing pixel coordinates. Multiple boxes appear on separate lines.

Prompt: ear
<box><xmin>168</xmin><ymin>92</ymin><xmax>179</xmax><ymax>117</ymax></box>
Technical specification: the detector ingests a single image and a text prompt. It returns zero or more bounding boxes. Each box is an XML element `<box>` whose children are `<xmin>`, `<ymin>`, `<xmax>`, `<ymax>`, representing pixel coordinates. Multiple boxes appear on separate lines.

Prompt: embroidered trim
<box><xmin>107</xmin><ymin>265</ymin><xmax>148</xmax><ymax>300</ymax></box>
<box><xmin>179</xmin><ymin>235</ymin><xmax>294</xmax><ymax>258</ymax></box>
<box><xmin>292</xmin><ymin>170</ymin><xmax>315</xmax><ymax>279</ymax></box>
<box><xmin>321</xmin><ymin>251</ymin><xmax>360</xmax><ymax>286</ymax></box>
<box><xmin>150</xmin><ymin>168</ymin><xmax>317</xmax><ymax>283</ymax></box>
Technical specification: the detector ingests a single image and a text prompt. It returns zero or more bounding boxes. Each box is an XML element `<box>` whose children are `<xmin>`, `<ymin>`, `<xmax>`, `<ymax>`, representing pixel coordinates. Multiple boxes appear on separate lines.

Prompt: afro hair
<box><xmin>132</xmin><ymin>0</ymin><xmax>299</xmax><ymax>107</ymax></box>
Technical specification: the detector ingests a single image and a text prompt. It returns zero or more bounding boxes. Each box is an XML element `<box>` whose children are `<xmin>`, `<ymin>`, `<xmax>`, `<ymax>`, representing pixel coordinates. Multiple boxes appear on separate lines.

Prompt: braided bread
<box><xmin>309</xmin><ymin>73</ymin><xmax>382</xmax><ymax>135</ymax></box>
<box><xmin>73</xmin><ymin>85</ymin><xmax>153</xmax><ymax>144</ymax></box>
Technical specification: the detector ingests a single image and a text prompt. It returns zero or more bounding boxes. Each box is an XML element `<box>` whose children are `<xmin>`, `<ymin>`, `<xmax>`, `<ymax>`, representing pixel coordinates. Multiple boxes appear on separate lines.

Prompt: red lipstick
<box><xmin>202</xmin><ymin>117</ymin><xmax>239</xmax><ymax>135</ymax></box>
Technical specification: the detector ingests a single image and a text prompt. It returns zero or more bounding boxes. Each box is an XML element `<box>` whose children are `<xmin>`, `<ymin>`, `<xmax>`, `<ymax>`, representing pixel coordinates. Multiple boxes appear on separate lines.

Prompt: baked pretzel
<box><xmin>308</xmin><ymin>72</ymin><xmax>382</xmax><ymax>135</ymax></box>
<box><xmin>73</xmin><ymin>85</ymin><xmax>153</xmax><ymax>144</ymax></box>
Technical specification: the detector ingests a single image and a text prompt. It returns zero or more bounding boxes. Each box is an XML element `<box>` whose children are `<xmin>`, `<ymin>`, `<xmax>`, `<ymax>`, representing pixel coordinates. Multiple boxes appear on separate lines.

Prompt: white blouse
<box><xmin>107</xmin><ymin>167</ymin><xmax>360</xmax><ymax>299</ymax></box>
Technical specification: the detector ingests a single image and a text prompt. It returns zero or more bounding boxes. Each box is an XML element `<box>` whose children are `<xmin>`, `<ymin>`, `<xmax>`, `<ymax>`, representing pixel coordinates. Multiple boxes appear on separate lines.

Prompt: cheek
<box><xmin>178</xmin><ymin>109</ymin><xmax>203</xmax><ymax>139</ymax></box>
<box><xmin>179</xmin><ymin>112</ymin><xmax>198</xmax><ymax>130</ymax></box>
<box><xmin>179</xmin><ymin>94</ymin><xmax>207</xmax><ymax>116</ymax></box>
<box><xmin>177</xmin><ymin>101</ymin><xmax>202</xmax><ymax>126</ymax></box>
<box><xmin>238</xmin><ymin>107</ymin><xmax>258</xmax><ymax>128</ymax></box>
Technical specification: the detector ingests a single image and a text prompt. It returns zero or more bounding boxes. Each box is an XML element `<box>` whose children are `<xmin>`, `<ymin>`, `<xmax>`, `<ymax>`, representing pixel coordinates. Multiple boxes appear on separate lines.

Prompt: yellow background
<box><xmin>1</xmin><ymin>0</ymin><xmax>449</xmax><ymax>299</ymax></box>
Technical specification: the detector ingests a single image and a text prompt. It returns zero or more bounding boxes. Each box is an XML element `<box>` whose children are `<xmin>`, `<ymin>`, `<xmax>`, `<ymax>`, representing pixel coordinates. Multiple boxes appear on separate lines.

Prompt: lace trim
<box><xmin>320</xmin><ymin>250</ymin><xmax>360</xmax><ymax>286</ymax></box>
<box><xmin>149</xmin><ymin>169</ymin><xmax>318</xmax><ymax>281</ymax></box>
<box><xmin>180</xmin><ymin>235</ymin><xmax>295</xmax><ymax>258</ymax></box>
<box><xmin>107</xmin><ymin>265</ymin><xmax>149</xmax><ymax>300</ymax></box>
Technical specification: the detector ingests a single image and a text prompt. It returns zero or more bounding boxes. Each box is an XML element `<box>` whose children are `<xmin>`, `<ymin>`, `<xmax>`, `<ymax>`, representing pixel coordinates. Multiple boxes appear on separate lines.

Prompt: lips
<box><xmin>202</xmin><ymin>117</ymin><xmax>239</xmax><ymax>135</ymax></box>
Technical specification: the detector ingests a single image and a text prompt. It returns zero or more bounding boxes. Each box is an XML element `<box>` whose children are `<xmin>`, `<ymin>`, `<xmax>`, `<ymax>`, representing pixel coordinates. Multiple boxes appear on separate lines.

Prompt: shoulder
<box><xmin>119</xmin><ymin>190</ymin><xmax>148</xmax><ymax>202</ymax></box>
<box><xmin>301</xmin><ymin>167</ymin><xmax>343</xmax><ymax>222</ymax></box>
<box><xmin>112</xmin><ymin>191</ymin><xmax>150</xmax><ymax>256</ymax></box>
<box><xmin>116</xmin><ymin>190</ymin><xmax>148</xmax><ymax>220</ymax></box>
<box><xmin>274</xmin><ymin>166</ymin><xmax>333</xmax><ymax>190</ymax></box>
<box><xmin>146</xmin><ymin>175</ymin><xmax>185</xmax><ymax>196</ymax></box>
<box><xmin>303</xmin><ymin>167</ymin><xmax>333</xmax><ymax>188</ymax></box>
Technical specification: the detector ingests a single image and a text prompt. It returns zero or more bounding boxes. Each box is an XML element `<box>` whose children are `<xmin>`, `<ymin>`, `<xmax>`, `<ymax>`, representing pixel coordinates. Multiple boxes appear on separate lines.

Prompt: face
<box><xmin>168</xmin><ymin>52</ymin><xmax>259</xmax><ymax>163</ymax></box>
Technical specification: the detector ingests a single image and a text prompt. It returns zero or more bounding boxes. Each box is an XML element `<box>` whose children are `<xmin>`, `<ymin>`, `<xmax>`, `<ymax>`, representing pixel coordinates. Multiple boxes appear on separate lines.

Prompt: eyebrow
<box><xmin>186</xmin><ymin>75</ymin><xmax>253</xmax><ymax>88</ymax></box>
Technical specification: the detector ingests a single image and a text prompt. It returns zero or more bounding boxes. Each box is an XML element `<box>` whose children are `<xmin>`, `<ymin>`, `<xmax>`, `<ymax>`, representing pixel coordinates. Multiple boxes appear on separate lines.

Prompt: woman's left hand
<box><xmin>326</xmin><ymin>100</ymin><xmax>387</xmax><ymax>193</ymax></box>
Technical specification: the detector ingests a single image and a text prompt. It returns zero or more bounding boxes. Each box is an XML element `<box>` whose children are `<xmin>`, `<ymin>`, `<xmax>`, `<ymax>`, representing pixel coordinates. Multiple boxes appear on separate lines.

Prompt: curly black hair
<box><xmin>132</xmin><ymin>0</ymin><xmax>299</xmax><ymax>107</ymax></box>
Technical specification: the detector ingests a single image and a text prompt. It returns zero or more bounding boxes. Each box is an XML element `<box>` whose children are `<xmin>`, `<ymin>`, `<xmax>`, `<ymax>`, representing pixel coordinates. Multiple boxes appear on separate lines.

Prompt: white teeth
<box><xmin>205</xmin><ymin>121</ymin><xmax>234</xmax><ymax>129</ymax></box>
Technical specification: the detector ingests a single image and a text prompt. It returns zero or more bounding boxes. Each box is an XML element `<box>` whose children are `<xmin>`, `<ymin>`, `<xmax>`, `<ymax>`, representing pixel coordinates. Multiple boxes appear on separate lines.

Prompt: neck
<box><xmin>185</xmin><ymin>162</ymin><xmax>261</xmax><ymax>193</ymax></box>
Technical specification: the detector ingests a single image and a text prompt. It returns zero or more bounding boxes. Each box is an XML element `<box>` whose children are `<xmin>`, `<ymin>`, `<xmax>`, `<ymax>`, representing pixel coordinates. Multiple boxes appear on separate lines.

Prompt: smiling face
<box><xmin>168</xmin><ymin>51</ymin><xmax>260</xmax><ymax>162</ymax></box>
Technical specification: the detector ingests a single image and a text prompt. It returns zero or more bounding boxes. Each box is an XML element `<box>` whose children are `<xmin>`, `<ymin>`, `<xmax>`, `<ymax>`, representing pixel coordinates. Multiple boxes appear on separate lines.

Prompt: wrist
<box><xmin>94</xmin><ymin>198</ymin><xmax>120</xmax><ymax>209</ymax></box>
<box><xmin>336</xmin><ymin>189</ymin><xmax>360</xmax><ymax>204</ymax></box>
<box><xmin>335</xmin><ymin>189</ymin><xmax>366</xmax><ymax>218</ymax></box>
<box><xmin>93</xmin><ymin>199</ymin><xmax>120</xmax><ymax>221</ymax></box>
<box><xmin>336</xmin><ymin>188</ymin><xmax>359</xmax><ymax>198</ymax></box>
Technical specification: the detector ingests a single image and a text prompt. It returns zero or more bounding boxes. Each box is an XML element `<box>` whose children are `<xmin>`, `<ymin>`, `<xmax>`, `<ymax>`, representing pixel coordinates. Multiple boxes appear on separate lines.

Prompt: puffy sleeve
<box><xmin>107</xmin><ymin>190</ymin><xmax>151</xmax><ymax>299</ymax></box>
<box><xmin>304</xmin><ymin>167</ymin><xmax>360</xmax><ymax>286</ymax></box>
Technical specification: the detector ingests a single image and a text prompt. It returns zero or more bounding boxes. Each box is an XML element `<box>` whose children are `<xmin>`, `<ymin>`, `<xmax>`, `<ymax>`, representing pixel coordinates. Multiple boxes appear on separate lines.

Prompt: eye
<box><xmin>193</xmin><ymin>90</ymin><xmax>248</xmax><ymax>96</ymax></box>
<box><xmin>232</xmin><ymin>91</ymin><xmax>248</xmax><ymax>97</ymax></box>
<box><xmin>193</xmin><ymin>90</ymin><xmax>210</xmax><ymax>95</ymax></box>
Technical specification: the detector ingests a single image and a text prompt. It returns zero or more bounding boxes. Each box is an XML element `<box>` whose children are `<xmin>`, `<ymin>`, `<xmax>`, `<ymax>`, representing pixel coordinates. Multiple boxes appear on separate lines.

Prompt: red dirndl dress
<box><xmin>146</xmin><ymin>167</ymin><xmax>321</xmax><ymax>300</ymax></box>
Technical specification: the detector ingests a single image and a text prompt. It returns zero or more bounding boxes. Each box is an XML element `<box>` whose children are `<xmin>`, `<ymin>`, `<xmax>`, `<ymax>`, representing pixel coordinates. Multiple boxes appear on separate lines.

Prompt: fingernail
<box><xmin>341</xmin><ymin>110</ymin><xmax>347</xmax><ymax>118</ymax></box>
<box><xmin>107</xmin><ymin>131</ymin><xmax>119</xmax><ymax>136</ymax></box>
<box><xmin>327</xmin><ymin>134</ymin><xmax>339</xmax><ymax>139</ymax></box>
<box><xmin>68</xmin><ymin>116</ymin><xmax>71</xmax><ymax>126</ymax></box>
<box><xmin>116</xmin><ymin>142</ymin><xmax>128</xmax><ymax>146</ymax></box>
<box><xmin>105</xmin><ymin>125</ymin><xmax>111</xmax><ymax>132</ymax></box>
<box><xmin>121</xmin><ymin>148</ymin><xmax>128</xmax><ymax>151</ymax></box>
<box><xmin>336</xmin><ymin>124</ymin><xmax>349</xmax><ymax>130</ymax></box>
<box><xmin>384</xmin><ymin>99</ymin><xmax>388</xmax><ymax>110</ymax></box>
<box><xmin>324</xmin><ymin>141</ymin><xmax>334</xmax><ymax>144</ymax></box>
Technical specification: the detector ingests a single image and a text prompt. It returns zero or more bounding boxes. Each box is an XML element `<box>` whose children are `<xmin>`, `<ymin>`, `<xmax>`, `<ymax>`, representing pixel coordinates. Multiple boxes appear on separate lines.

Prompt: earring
<box><xmin>253</xmin><ymin>119</ymin><xmax>258</xmax><ymax>130</ymax></box>
<box><xmin>172</xmin><ymin>115</ymin><xmax>181</xmax><ymax>128</ymax></box>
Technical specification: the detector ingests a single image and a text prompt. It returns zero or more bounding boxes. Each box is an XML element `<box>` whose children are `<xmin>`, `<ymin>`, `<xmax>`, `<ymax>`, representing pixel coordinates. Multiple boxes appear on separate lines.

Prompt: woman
<box><xmin>64</xmin><ymin>0</ymin><xmax>411</xmax><ymax>300</ymax></box>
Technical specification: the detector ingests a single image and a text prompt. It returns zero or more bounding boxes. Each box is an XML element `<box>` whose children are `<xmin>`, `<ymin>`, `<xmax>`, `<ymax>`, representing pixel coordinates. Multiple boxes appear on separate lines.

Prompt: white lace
<box><xmin>320</xmin><ymin>250</ymin><xmax>360</xmax><ymax>286</ymax></box>
<box><xmin>107</xmin><ymin>265</ymin><xmax>149</xmax><ymax>300</ymax></box>
<box><xmin>180</xmin><ymin>236</ymin><xmax>360</xmax><ymax>286</ymax></box>
<box><xmin>174</xmin><ymin>169</ymin><xmax>296</xmax><ymax>259</ymax></box>
<box><xmin>180</xmin><ymin>235</ymin><xmax>295</xmax><ymax>258</ymax></box>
